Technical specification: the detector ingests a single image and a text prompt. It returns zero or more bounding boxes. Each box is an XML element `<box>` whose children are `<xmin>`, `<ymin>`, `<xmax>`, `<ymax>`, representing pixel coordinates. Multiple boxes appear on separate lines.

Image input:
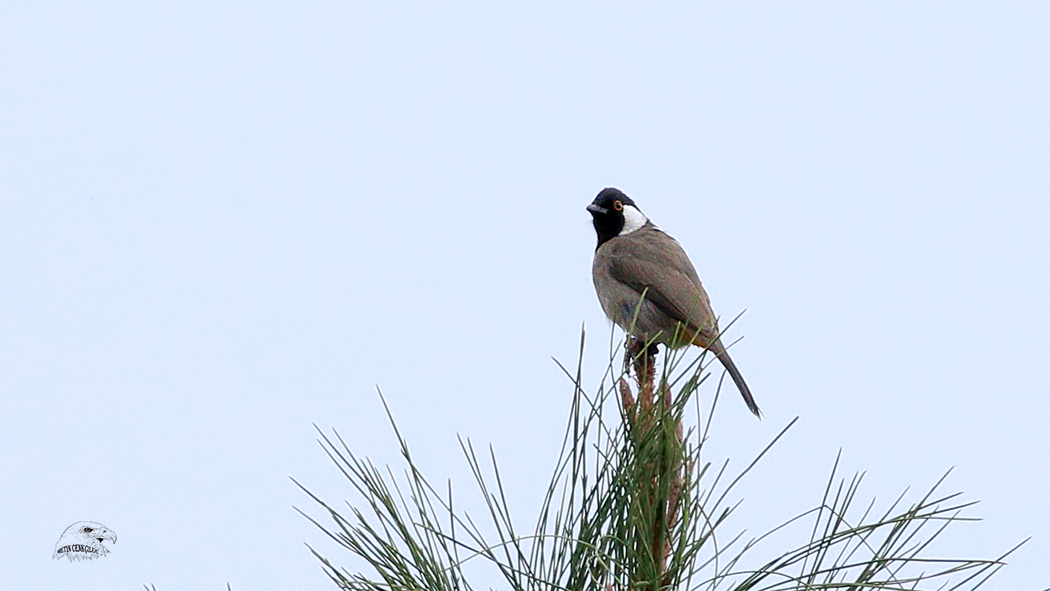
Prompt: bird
<box><xmin>587</xmin><ymin>187</ymin><xmax>761</xmax><ymax>418</ymax></box>
<box><xmin>52</xmin><ymin>521</ymin><xmax>117</xmax><ymax>562</ymax></box>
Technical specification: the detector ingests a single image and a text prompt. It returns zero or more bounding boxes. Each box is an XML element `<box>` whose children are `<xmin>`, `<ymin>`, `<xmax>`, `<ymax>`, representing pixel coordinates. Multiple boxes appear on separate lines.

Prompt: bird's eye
<box><xmin>613</xmin><ymin>200</ymin><xmax>623</xmax><ymax>211</ymax></box>
<box><xmin>80</xmin><ymin>527</ymin><xmax>94</xmax><ymax>534</ymax></box>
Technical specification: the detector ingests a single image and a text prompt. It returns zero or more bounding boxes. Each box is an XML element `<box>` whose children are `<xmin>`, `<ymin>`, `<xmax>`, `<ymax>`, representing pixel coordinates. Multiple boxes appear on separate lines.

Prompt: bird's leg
<box><xmin>625</xmin><ymin>336</ymin><xmax>646</xmax><ymax>367</ymax></box>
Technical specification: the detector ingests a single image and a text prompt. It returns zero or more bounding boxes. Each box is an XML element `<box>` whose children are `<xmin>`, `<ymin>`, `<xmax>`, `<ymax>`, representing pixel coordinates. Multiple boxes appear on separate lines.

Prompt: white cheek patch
<box><xmin>620</xmin><ymin>204</ymin><xmax>648</xmax><ymax>235</ymax></box>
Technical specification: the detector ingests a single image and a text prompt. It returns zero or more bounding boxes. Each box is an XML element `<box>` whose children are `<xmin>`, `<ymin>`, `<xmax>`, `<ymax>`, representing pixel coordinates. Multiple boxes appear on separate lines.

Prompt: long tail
<box><xmin>710</xmin><ymin>341</ymin><xmax>761</xmax><ymax>418</ymax></box>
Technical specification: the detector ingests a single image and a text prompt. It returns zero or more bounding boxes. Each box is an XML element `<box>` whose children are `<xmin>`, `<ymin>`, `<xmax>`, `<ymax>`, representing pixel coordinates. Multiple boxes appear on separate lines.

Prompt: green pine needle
<box><xmin>295</xmin><ymin>326</ymin><xmax>1023</xmax><ymax>591</ymax></box>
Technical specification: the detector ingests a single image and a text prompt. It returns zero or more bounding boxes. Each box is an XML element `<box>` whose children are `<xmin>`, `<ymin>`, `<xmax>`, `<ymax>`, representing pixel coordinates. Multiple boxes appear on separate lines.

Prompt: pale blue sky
<box><xmin>2</xmin><ymin>3</ymin><xmax>1048</xmax><ymax>590</ymax></box>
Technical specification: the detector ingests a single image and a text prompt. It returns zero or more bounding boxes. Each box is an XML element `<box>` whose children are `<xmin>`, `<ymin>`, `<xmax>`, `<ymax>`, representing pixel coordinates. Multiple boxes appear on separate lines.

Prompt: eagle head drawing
<box><xmin>53</xmin><ymin>521</ymin><xmax>117</xmax><ymax>562</ymax></box>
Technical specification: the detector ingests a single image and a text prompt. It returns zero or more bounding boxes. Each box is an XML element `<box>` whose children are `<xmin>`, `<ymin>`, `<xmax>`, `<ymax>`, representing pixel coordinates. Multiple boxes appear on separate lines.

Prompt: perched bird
<box><xmin>587</xmin><ymin>187</ymin><xmax>761</xmax><ymax>418</ymax></box>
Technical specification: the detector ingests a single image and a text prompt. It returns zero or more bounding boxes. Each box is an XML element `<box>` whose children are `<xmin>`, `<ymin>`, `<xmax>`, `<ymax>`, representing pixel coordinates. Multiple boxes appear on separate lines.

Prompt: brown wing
<box><xmin>599</xmin><ymin>225</ymin><xmax>762</xmax><ymax>418</ymax></box>
<box><xmin>604</xmin><ymin>225</ymin><xmax>720</xmax><ymax>344</ymax></box>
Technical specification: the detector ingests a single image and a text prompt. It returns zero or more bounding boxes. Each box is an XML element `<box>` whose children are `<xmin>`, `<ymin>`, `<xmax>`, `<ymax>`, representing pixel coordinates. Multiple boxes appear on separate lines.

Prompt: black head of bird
<box><xmin>586</xmin><ymin>187</ymin><xmax>646</xmax><ymax>248</ymax></box>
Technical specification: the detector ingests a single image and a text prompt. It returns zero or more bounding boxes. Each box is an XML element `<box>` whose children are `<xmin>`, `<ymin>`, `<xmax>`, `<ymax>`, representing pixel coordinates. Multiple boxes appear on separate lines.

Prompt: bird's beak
<box><xmin>587</xmin><ymin>203</ymin><xmax>608</xmax><ymax>215</ymax></box>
